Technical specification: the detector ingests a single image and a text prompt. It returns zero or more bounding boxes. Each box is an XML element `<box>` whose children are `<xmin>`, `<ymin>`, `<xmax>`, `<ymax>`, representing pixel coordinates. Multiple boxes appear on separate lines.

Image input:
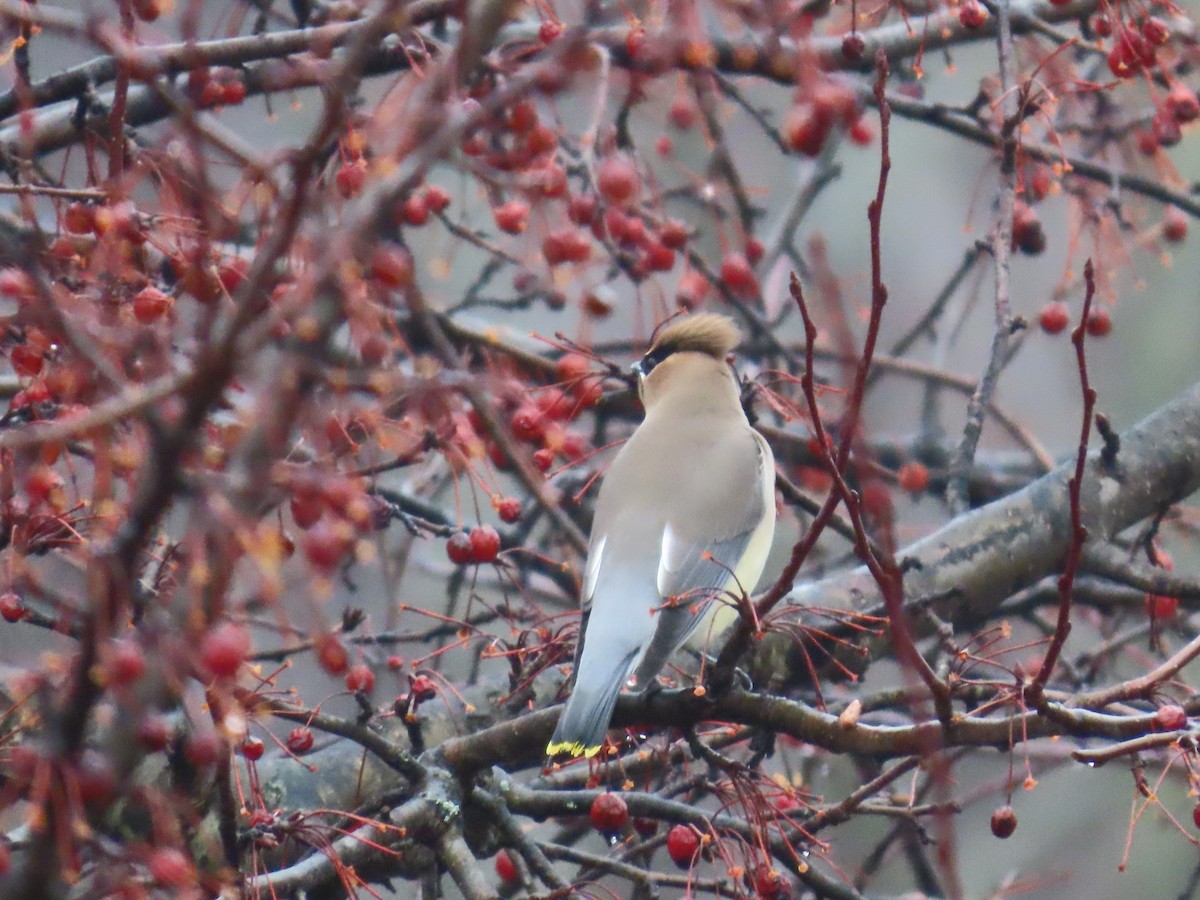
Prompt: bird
<box><xmin>546</xmin><ymin>313</ymin><xmax>777</xmax><ymax>758</ymax></box>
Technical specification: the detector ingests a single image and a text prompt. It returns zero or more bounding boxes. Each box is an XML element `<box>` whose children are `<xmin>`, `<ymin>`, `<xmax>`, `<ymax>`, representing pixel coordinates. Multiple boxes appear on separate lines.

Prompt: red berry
<box><xmin>536</xmin><ymin>388</ymin><xmax>574</xmax><ymax>420</ymax></box>
<box><xmin>221</xmin><ymin>78</ymin><xmax>247</xmax><ymax>105</ymax></box>
<box><xmin>335</xmin><ymin>161</ymin><xmax>367</xmax><ymax>198</ymax></box>
<box><xmin>719</xmin><ymin>252</ymin><xmax>758</xmax><ymax>297</ymax></box>
<box><xmin>596</xmin><ymin>154</ymin><xmax>640</xmax><ymax>206</ymax></box>
<box><xmin>1145</xmin><ymin>592</ymin><xmax>1180</xmax><ymax>618</ymax></box>
<box><xmin>744</xmin><ymin>237</ymin><xmax>765</xmax><ymax>265</ymax></box>
<box><xmin>345</xmin><ymin>664</ymin><xmax>375</xmax><ymax>694</ymax></box>
<box><xmin>1154</xmin><ymin>111</ymin><xmax>1182</xmax><ymax>148</ymax></box>
<box><xmin>642</xmin><ymin>239</ymin><xmax>676</xmax><ymax>272</ymax></box>
<box><xmin>1193</xmin><ymin>803</ymin><xmax>1200</xmax><ymax>831</ymax></box>
<box><xmin>841</xmin><ymin>33</ymin><xmax>865</xmax><ymax>61</ymax></box>
<box><xmin>217</xmin><ymin>257</ymin><xmax>248</xmax><ymax>294</ymax></box>
<box><xmin>183</xmin><ymin>731</ymin><xmax>221</xmax><ymax>768</ymax></box>
<box><xmin>1012</xmin><ymin>202</ymin><xmax>1046</xmax><ymax>255</ymax></box>
<box><xmin>959</xmin><ymin>1</ymin><xmax>987</xmax><ymax>28</ymax></box>
<box><xmin>240</xmin><ymin>735</ymin><xmax>265</xmax><ymax>760</ymax></box>
<box><xmin>0</xmin><ymin>592</ymin><xmax>24</xmax><ymax>623</ymax></box>
<box><xmin>1091</xmin><ymin>14</ymin><xmax>1113</xmax><ymax>37</ymax></box>
<box><xmin>148</xmin><ymin>848</ymin><xmax>196</xmax><ymax>888</ymax></box>
<box><xmin>25</xmin><ymin>465</ymin><xmax>65</xmax><ymax>511</ymax></box>
<box><xmin>1153</xmin><ymin>704</ymin><xmax>1187</xmax><ymax>730</ymax></box>
<box><xmin>677</xmin><ymin>270</ymin><xmax>709</xmax><ymax>310</ymax></box>
<box><xmin>106</xmin><ymin>638</ymin><xmax>146</xmax><ymax>686</ymax></box>
<box><xmin>511</xmin><ymin>405</ymin><xmax>545</xmax><ymax>442</ymax></box>
<box><xmin>897</xmin><ymin>462</ymin><xmax>929</xmax><ymax>494</ymax></box>
<box><xmin>302</xmin><ymin>519</ymin><xmax>353</xmax><ymax>572</ymax></box>
<box><xmin>849</xmin><ymin>118</ymin><xmax>874</xmax><ymax>146</ymax></box>
<box><xmin>200</xmin><ymin>622</ymin><xmax>251</xmax><ymax>679</ymax></box>
<box><xmin>1084</xmin><ymin>307</ymin><xmax>1112</xmax><ymax>337</ymax></box>
<box><xmin>1141</xmin><ymin>17</ymin><xmax>1169</xmax><ymax>46</ymax></box>
<box><xmin>497</xmin><ymin>497</ymin><xmax>522</xmax><ymax>523</ymax></box>
<box><xmin>0</xmin><ymin>267</ymin><xmax>34</xmax><ymax>302</ymax></box>
<box><xmin>495</xmin><ymin>849</ymin><xmax>519</xmax><ymax>884</ymax></box>
<box><xmin>447</xmin><ymin>531</ymin><xmax>474</xmax><ymax>565</ymax></box>
<box><xmin>411</xmin><ymin>673</ymin><xmax>438</xmax><ymax>700</ymax></box>
<box><xmin>400</xmin><ymin>193</ymin><xmax>430</xmax><ymax>227</ymax></box>
<box><xmin>532</xmin><ymin>448</ymin><xmax>555</xmax><ymax>472</ymax></box>
<box><xmin>666</xmin><ymin>824</ymin><xmax>700</xmax><ymax>867</ymax></box>
<box><xmin>425</xmin><ymin>184</ymin><xmax>451</xmax><ymax>213</ymax></box>
<box><xmin>10</xmin><ymin>344</ymin><xmax>43</xmax><ymax>377</ymax></box>
<box><xmin>494</xmin><ymin>199</ymin><xmax>529</xmax><ymax>234</ymax></box>
<box><xmin>589</xmin><ymin>791</ymin><xmax>629</xmax><ymax>834</ymax></box>
<box><xmin>539</xmin><ymin>19</ymin><xmax>563</xmax><ymax>43</ymax></box>
<box><xmin>287</xmin><ymin>726</ymin><xmax>314</xmax><ymax>754</ymax></box>
<box><xmin>659</xmin><ymin>219</ymin><xmax>688</xmax><ymax>250</ymax></box>
<box><xmin>138</xmin><ymin>715</ymin><xmax>172</xmax><ymax>752</ymax></box>
<box><xmin>990</xmin><ymin>804</ymin><xmax>1017</xmax><ymax>838</ymax></box>
<box><xmin>369</xmin><ymin>244</ymin><xmax>414</xmax><ymax>289</ymax></box>
<box><xmin>290</xmin><ymin>492</ymin><xmax>324</xmax><ymax>530</ymax></box>
<box><xmin>469</xmin><ymin>525</ymin><xmax>501</xmax><ymax>563</ymax></box>
<box><xmin>784</xmin><ymin>106</ymin><xmax>827</xmax><ymax>157</ymax></box>
<box><xmin>556</xmin><ymin>353</ymin><xmax>592</xmax><ymax>383</ymax></box>
<box><xmin>63</xmin><ymin>202</ymin><xmax>93</xmax><ymax>234</ymax></box>
<box><xmin>132</xmin><ymin>286</ymin><xmax>173</xmax><ymax>323</ymax></box>
<box><xmin>1038</xmin><ymin>302</ymin><xmax>1070</xmax><ymax>335</ymax></box>
<box><xmin>754</xmin><ymin>869</ymin><xmax>791</xmax><ymax>899</ymax></box>
<box><xmin>1167</xmin><ymin>86</ymin><xmax>1200</xmax><ymax>124</ymax></box>
<box><xmin>1162</xmin><ymin>208</ymin><xmax>1188</xmax><ymax>244</ymax></box>
<box><xmin>316</xmin><ymin>634</ymin><xmax>349</xmax><ymax>676</ymax></box>
<box><xmin>568</xmin><ymin>193</ymin><xmax>598</xmax><ymax>226</ymax></box>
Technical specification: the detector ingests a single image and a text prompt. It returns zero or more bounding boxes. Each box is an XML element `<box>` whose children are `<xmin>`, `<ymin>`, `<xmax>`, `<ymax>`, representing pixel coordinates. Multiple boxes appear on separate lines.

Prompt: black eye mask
<box><xmin>633</xmin><ymin>344</ymin><xmax>676</xmax><ymax>379</ymax></box>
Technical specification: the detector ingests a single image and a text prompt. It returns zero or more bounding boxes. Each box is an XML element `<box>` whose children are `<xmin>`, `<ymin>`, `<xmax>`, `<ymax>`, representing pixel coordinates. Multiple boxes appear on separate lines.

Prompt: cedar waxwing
<box><xmin>547</xmin><ymin>314</ymin><xmax>777</xmax><ymax>758</ymax></box>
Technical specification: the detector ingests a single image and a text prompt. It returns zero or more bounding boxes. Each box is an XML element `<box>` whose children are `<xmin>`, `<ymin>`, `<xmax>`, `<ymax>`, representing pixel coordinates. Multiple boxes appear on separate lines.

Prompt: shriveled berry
<box><xmin>1154</xmin><ymin>704</ymin><xmax>1187</xmax><ymax>730</ymax></box>
<box><xmin>959</xmin><ymin>1</ymin><xmax>987</xmax><ymax>29</ymax></box>
<box><xmin>411</xmin><ymin>673</ymin><xmax>437</xmax><ymax>700</ymax></box>
<box><xmin>287</xmin><ymin>726</ymin><xmax>314</xmax><ymax>754</ymax></box>
<box><xmin>841</xmin><ymin>33</ymin><xmax>865</xmax><ymax>61</ymax></box>
<box><xmin>497</xmin><ymin>497</ymin><xmax>522</xmax><ymax>523</ymax></box>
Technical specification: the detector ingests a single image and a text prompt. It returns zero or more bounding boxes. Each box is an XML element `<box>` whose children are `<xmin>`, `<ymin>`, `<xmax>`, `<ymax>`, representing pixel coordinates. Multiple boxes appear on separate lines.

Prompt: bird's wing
<box><xmin>633</xmin><ymin>431</ymin><xmax>773</xmax><ymax>685</ymax></box>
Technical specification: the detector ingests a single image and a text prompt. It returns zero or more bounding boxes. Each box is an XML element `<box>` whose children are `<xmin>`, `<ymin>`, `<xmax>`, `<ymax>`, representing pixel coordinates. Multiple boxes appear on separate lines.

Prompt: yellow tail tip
<box><xmin>546</xmin><ymin>739</ymin><xmax>603</xmax><ymax>759</ymax></box>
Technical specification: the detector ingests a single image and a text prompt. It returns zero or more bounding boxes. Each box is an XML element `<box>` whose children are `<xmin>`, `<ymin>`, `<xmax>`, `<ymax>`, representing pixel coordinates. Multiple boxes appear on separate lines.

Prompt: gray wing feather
<box><xmin>633</xmin><ymin>528</ymin><xmax>755</xmax><ymax>686</ymax></box>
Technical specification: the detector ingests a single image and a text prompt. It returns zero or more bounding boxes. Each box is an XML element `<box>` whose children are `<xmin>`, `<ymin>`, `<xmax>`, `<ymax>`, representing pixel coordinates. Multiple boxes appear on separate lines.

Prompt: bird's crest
<box><xmin>648</xmin><ymin>313</ymin><xmax>742</xmax><ymax>361</ymax></box>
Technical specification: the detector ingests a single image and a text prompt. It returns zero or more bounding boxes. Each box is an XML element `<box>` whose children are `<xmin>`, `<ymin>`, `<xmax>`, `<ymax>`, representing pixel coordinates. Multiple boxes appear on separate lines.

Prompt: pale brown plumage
<box><xmin>547</xmin><ymin>313</ymin><xmax>776</xmax><ymax>758</ymax></box>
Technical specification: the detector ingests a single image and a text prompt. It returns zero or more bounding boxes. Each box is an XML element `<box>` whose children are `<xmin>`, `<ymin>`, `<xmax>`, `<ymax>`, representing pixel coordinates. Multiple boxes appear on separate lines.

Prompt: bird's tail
<box><xmin>546</xmin><ymin>648</ymin><xmax>637</xmax><ymax>758</ymax></box>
